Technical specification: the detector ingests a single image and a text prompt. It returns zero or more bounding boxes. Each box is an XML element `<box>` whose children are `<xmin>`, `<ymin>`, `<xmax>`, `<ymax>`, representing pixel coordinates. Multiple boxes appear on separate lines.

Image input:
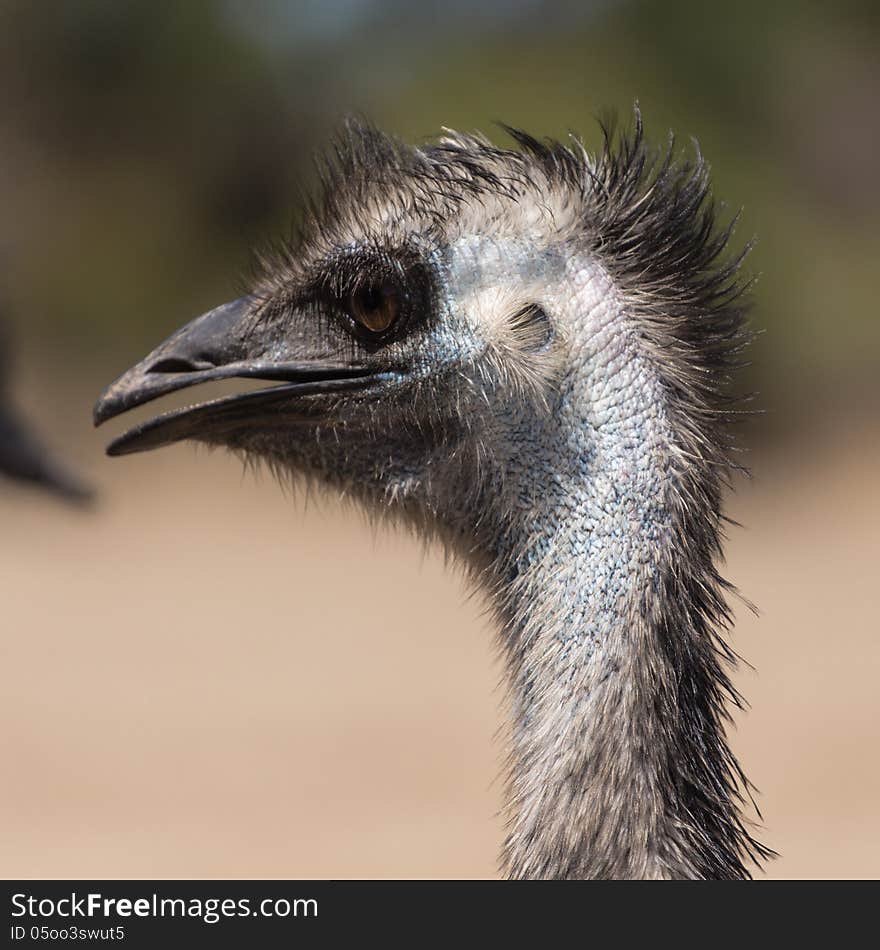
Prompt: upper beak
<box><xmin>94</xmin><ymin>295</ymin><xmax>383</xmax><ymax>457</ymax></box>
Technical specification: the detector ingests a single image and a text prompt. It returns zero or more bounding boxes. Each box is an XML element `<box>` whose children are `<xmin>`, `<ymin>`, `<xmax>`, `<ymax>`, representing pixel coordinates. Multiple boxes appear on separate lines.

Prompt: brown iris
<box><xmin>348</xmin><ymin>281</ymin><xmax>400</xmax><ymax>335</ymax></box>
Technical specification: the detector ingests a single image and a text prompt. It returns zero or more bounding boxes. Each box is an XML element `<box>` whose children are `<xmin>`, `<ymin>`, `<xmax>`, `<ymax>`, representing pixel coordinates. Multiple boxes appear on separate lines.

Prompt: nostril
<box><xmin>147</xmin><ymin>357</ymin><xmax>213</xmax><ymax>374</ymax></box>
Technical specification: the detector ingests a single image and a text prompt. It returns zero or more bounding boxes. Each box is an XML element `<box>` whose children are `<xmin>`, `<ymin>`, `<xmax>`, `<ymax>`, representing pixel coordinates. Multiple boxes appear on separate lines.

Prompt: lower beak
<box><xmin>93</xmin><ymin>296</ymin><xmax>383</xmax><ymax>457</ymax></box>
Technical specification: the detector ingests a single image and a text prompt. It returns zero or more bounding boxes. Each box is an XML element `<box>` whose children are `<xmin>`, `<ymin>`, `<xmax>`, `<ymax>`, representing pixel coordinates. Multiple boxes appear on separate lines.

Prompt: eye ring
<box><xmin>346</xmin><ymin>279</ymin><xmax>402</xmax><ymax>338</ymax></box>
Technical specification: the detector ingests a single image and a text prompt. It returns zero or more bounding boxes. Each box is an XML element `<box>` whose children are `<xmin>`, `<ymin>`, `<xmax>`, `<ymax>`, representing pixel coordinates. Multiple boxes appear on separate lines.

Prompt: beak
<box><xmin>93</xmin><ymin>295</ymin><xmax>384</xmax><ymax>457</ymax></box>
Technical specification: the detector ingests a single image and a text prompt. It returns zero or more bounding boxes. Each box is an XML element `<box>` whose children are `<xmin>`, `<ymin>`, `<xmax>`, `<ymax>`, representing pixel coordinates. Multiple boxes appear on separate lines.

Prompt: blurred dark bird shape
<box><xmin>0</xmin><ymin>312</ymin><xmax>92</xmax><ymax>503</ymax></box>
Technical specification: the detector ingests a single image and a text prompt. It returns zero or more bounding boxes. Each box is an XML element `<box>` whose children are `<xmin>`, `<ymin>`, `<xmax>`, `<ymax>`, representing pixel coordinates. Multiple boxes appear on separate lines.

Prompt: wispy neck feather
<box><xmin>476</xmin><ymin>258</ymin><xmax>767</xmax><ymax>879</ymax></box>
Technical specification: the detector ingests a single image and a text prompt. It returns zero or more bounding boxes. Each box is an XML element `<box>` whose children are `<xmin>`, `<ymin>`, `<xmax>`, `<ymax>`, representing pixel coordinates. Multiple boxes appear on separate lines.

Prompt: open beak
<box><xmin>93</xmin><ymin>296</ymin><xmax>384</xmax><ymax>457</ymax></box>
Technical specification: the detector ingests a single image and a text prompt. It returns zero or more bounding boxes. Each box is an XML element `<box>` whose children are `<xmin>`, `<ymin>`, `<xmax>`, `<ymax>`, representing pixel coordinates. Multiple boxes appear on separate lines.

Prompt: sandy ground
<box><xmin>1</xmin><ymin>396</ymin><xmax>878</xmax><ymax>879</ymax></box>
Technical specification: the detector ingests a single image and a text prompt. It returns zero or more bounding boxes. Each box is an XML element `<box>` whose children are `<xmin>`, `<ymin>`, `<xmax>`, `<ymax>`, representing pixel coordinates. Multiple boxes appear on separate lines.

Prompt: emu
<box><xmin>0</xmin><ymin>308</ymin><xmax>90</xmax><ymax>501</ymax></box>
<box><xmin>94</xmin><ymin>116</ymin><xmax>770</xmax><ymax>879</ymax></box>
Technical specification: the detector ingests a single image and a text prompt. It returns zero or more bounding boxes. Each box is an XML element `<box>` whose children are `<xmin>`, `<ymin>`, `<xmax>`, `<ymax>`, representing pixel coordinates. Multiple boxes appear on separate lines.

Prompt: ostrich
<box><xmin>94</xmin><ymin>115</ymin><xmax>770</xmax><ymax>879</ymax></box>
<box><xmin>0</xmin><ymin>308</ymin><xmax>91</xmax><ymax>502</ymax></box>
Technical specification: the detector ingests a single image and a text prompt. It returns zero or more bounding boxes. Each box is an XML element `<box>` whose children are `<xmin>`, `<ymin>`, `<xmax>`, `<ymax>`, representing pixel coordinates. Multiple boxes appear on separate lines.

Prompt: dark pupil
<box><xmin>361</xmin><ymin>287</ymin><xmax>383</xmax><ymax>311</ymax></box>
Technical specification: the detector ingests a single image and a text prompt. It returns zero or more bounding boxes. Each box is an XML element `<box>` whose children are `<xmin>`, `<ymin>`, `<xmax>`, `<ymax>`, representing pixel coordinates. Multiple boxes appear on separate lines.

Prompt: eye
<box><xmin>347</xmin><ymin>280</ymin><xmax>401</xmax><ymax>336</ymax></box>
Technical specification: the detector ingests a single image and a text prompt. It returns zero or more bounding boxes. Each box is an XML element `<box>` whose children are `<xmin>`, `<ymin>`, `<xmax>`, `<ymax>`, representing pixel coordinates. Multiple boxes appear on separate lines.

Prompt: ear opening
<box><xmin>509</xmin><ymin>304</ymin><xmax>554</xmax><ymax>354</ymax></box>
<box><xmin>483</xmin><ymin>302</ymin><xmax>565</xmax><ymax>409</ymax></box>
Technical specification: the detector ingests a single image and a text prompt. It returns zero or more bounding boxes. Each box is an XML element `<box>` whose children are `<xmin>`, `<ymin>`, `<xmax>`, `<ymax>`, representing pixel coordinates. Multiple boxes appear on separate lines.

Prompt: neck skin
<box><xmin>464</xmin><ymin>257</ymin><xmax>749</xmax><ymax>879</ymax></box>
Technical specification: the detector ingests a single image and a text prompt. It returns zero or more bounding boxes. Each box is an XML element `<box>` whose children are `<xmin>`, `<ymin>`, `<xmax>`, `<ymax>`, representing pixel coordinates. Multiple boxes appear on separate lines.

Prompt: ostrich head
<box><xmin>95</xmin><ymin>115</ymin><xmax>768</xmax><ymax>879</ymax></box>
<box><xmin>94</xmin><ymin>123</ymin><xmax>583</xmax><ymax>532</ymax></box>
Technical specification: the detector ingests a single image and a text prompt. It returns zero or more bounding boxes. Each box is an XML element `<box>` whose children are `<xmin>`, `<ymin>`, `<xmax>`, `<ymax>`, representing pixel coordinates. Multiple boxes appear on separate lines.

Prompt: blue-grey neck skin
<box><xmin>412</xmin><ymin>237</ymin><xmax>745</xmax><ymax>879</ymax></box>
<box><xmin>447</xmin><ymin>240</ymin><xmax>677</xmax><ymax>877</ymax></box>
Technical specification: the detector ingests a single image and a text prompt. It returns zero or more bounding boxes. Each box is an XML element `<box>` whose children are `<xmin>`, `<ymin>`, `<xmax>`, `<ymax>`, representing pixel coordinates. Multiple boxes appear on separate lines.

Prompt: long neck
<box><xmin>477</xmin><ymin>264</ymin><xmax>759</xmax><ymax>879</ymax></box>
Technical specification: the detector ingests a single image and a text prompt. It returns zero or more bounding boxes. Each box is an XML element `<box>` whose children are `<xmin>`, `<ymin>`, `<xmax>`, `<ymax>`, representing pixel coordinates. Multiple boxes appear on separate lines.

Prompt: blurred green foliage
<box><xmin>1</xmin><ymin>0</ymin><xmax>877</xmax><ymax>438</ymax></box>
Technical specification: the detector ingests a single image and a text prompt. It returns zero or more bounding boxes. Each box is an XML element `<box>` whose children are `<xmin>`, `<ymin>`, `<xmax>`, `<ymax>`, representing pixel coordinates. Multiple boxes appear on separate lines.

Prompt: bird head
<box><xmin>95</xmin><ymin>116</ymin><xmax>746</xmax><ymax>552</ymax></box>
<box><xmin>93</xmin><ymin>123</ymin><xmax>583</xmax><ymax>535</ymax></box>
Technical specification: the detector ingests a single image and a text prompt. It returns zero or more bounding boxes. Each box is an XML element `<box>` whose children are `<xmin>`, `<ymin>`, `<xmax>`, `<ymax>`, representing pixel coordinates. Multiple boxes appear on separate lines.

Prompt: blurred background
<box><xmin>1</xmin><ymin>0</ymin><xmax>877</xmax><ymax>878</ymax></box>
